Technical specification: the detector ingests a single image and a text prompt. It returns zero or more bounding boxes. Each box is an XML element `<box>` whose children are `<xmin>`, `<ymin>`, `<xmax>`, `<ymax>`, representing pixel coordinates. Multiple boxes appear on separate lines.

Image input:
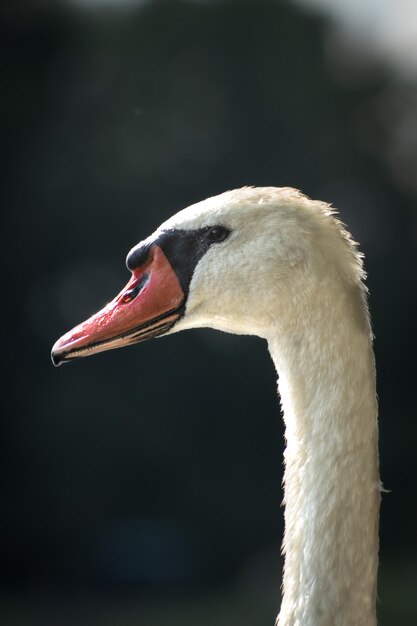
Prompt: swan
<box><xmin>51</xmin><ymin>187</ymin><xmax>380</xmax><ymax>626</ymax></box>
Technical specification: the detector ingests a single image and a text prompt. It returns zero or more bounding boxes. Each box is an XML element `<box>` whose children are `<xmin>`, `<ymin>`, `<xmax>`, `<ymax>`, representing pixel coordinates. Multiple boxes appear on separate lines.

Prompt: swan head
<box><xmin>51</xmin><ymin>187</ymin><xmax>363</xmax><ymax>365</ymax></box>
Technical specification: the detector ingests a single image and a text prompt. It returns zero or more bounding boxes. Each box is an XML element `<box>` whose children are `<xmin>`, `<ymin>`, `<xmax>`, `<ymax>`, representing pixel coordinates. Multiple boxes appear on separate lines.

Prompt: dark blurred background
<box><xmin>4</xmin><ymin>0</ymin><xmax>417</xmax><ymax>624</ymax></box>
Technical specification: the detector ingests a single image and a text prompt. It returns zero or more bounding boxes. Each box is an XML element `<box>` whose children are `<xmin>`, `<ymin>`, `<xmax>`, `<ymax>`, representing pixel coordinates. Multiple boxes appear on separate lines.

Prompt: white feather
<box><xmin>146</xmin><ymin>187</ymin><xmax>380</xmax><ymax>625</ymax></box>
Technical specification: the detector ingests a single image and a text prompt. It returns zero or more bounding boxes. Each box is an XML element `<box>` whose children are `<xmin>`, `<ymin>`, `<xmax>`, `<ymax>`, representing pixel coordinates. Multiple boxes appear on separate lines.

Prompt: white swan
<box><xmin>52</xmin><ymin>187</ymin><xmax>380</xmax><ymax>626</ymax></box>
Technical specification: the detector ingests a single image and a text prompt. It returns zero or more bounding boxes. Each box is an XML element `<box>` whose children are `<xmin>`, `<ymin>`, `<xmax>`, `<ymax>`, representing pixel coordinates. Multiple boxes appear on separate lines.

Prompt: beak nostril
<box><xmin>120</xmin><ymin>273</ymin><xmax>150</xmax><ymax>304</ymax></box>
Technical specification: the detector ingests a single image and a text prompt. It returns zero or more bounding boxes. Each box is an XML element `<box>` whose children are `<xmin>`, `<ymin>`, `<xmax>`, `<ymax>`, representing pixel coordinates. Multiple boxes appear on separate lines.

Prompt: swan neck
<box><xmin>268</xmin><ymin>290</ymin><xmax>379</xmax><ymax>626</ymax></box>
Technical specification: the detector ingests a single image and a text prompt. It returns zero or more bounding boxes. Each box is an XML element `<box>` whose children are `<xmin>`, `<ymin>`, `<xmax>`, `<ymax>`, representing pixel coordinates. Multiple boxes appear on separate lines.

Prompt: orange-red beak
<box><xmin>51</xmin><ymin>245</ymin><xmax>184</xmax><ymax>366</ymax></box>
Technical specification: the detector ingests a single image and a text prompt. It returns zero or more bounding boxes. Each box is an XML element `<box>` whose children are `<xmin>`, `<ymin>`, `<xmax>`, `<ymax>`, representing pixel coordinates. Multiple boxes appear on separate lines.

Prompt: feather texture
<box><xmin>162</xmin><ymin>187</ymin><xmax>380</xmax><ymax>625</ymax></box>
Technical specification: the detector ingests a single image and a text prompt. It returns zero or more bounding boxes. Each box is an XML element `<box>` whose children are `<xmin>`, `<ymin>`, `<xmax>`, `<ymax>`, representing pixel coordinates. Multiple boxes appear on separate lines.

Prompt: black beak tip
<box><xmin>51</xmin><ymin>350</ymin><xmax>64</xmax><ymax>367</ymax></box>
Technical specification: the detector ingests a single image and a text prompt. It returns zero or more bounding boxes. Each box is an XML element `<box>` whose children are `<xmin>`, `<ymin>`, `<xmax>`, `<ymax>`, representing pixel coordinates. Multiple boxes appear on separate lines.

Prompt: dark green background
<box><xmin>4</xmin><ymin>1</ymin><xmax>417</xmax><ymax>624</ymax></box>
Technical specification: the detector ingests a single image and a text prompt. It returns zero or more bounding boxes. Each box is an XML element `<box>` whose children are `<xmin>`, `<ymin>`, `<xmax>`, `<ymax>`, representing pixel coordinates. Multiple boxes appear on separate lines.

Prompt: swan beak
<box><xmin>51</xmin><ymin>245</ymin><xmax>184</xmax><ymax>366</ymax></box>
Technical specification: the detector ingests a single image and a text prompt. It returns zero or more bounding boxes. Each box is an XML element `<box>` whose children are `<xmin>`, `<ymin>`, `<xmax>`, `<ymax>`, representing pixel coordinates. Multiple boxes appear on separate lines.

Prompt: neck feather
<box><xmin>268</xmin><ymin>281</ymin><xmax>379</xmax><ymax>626</ymax></box>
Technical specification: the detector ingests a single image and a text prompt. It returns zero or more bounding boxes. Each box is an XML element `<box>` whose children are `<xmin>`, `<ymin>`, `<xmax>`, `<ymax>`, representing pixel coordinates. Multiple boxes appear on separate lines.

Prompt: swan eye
<box><xmin>206</xmin><ymin>226</ymin><xmax>230</xmax><ymax>243</ymax></box>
